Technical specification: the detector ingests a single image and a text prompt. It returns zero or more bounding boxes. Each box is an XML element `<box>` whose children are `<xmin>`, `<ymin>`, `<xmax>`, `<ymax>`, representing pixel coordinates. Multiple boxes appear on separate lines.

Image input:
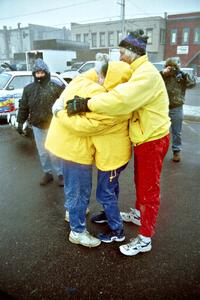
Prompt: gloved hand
<box><xmin>66</xmin><ymin>95</ymin><xmax>90</xmax><ymax>116</ymax></box>
<box><xmin>52</xmin><ymin>97</ymin><xmax>65</xmax><ymax>116</ymax></box>
<box><xmin>17</xmin><ymin>123</ymin><xmax>24</xmax><ymax>135</ymax></box>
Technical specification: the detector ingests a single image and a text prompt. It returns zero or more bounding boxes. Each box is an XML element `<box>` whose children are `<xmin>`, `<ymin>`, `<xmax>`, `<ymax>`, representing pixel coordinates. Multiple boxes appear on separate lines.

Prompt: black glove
<box><xmin>66</xmin><ymin>95</ymin><xmax>90</xmax><ymax>116</ymax></box>
<box><xmin>17</xmin><ymin>123</ymin><xmax>24</xmax><ymax>135</ymax></box>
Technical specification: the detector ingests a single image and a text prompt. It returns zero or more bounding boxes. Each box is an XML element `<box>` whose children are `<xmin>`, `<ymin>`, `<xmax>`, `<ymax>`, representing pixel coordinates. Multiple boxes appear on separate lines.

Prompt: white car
<box><xmin>0</xmin><ymin>71</ymin><xmax>67</xmax><ymax>128</ymax></box>
<box><xmin>60</xmin><ymin>61</ymin><xmax>96</xmax><ymax>83</ymax></box>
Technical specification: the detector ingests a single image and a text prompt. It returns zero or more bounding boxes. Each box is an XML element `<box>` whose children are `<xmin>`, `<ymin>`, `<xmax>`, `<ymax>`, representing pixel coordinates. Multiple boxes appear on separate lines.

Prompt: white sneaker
<box><xmin>65</xmin><ymin>207</ymin><xmax>90</xmax><ymax>222</ymax></box>
<box><xmin>119</xmin><ymin>235</ymin><xmax>152</xmax><ymax>256</ymax></box>
<box><xmin>120</xmin><ymin>208</ymin><xmax>141</xmax><ymax>226</ymax></box>
<box><xmin>69</xmin><ymin>230</ymin><xmax>101</xmax><ymax>248</ymax></box>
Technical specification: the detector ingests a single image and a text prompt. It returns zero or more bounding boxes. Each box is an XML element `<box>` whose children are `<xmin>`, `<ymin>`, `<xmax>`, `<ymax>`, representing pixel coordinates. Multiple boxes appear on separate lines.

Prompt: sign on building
<box><xmin>177</xmin><ymin>46</ymin><xmax>189</xmax><ymax>55</ymax></box>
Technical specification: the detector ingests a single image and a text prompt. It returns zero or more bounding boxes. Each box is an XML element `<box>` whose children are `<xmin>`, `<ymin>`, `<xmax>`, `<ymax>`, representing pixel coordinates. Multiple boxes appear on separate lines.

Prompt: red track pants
<box><xmin>134</xmin><ymin>134</ymin><xmax>170</xmax><ymax>237</ymax></box>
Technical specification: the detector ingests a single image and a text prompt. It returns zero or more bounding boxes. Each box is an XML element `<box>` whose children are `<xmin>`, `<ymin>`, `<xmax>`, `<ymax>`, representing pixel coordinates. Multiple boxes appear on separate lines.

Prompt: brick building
<box><xmin>165</xmin><ymin>12</ymin><xmax>200</xmax><ymax>75</ymax></box>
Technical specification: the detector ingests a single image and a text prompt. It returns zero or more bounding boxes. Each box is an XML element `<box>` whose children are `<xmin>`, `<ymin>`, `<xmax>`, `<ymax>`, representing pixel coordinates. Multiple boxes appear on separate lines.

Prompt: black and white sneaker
<box><xmin>98</xmin><ymin>229</ymin><xmax>125</xmax><ymax>243</ymax></box>
<box><xmin>120</xmin><ymin>208</ymin><xmax>141</xmax><ymax>226</ymax></box>
<box><xmin>91</xmin><ymin>211</ymin><xmax>108</xmax><ymax>224</ymax></box>
<box><xmin>119</xmin><ymin>235</ymin><xmax>152</xmax><ymax>256</ymax></box>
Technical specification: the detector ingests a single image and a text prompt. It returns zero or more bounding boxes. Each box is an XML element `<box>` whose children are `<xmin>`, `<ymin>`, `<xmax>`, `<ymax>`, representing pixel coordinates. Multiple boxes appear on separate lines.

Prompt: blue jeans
<box><xmin>32</xmin><ymin>126</ymin><xmax>63</xmax><ymax>175</ymax></box>
<box><xmin>169</xmin><ymin>106</ymin><xmax>183</xmax><ymax>153</ymax></box>
<box><xmin>96</xmin><ymin>164</ymin><xmax>127</xmax><ymax>231</ymax></box>
<box><xmin>63</xmin><ymin>160</ymin><xmax>127</xmax><ymax>233</ymax></box>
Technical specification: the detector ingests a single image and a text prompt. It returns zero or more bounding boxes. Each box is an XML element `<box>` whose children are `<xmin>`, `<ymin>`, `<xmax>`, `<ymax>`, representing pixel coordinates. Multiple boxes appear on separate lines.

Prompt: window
<box><xmin>194</xmin><ymin>27</ymin><xmax>200</xmax><ymax>44</ymax></box>
<box><xmin>83</xmin><ymin>33</ymin><xmax>89</xmax><ymax>44</ymax></box>
<box><xmin>108</xmin><ymin>31</ymin><xmax>114</xmax><ymax>47</ymax></box>
<box><xmin>170</xmin><ymin>29</ymin><xmax>177</xmax><ymax>45</ymax></box>
<box><xmin>117</xmin><ymin>31</ymin><xmax>122</xmax><ymax>44</ymax></box>
<box><xmin>76</xmin><ymin>34</ymin><xmax>81</xmax><ymax>42</ymax></box>
<box><xmin>7</xmin><ymin>75</ymin><xmax>33</xmax><ymax>90</ymax></box>
<box><xmin>0</xmin><ymin>73</ymin><xmax>12</xmax><ymax>89</ymax></box>
<box><xmin>51</xmin><ymin>76</ymin><xmax>65</xmax><ymax>87</ymax></box>
<box><xmin>99</xmin><ymin>32</ymin><xmax>105</xmax><ymax>47</ymax></box>
<box><xmin>91</xmin><ymin>33</ymin><xmax>97</xmax><ymax>47</ymax></box>
<box><xmin>79</xmin><ymin>62</ymin><xmax>95</xmax><ymax>73</ymax></box>
<box><xmin>182</xmin><ymin>28</ymin><xmax>190</xmax><ymax>45</ymax></box>
<box><xmin>146</xmin><ymin>28</ymin><xmax>153</xmax><ymax>44</ymax></box>
<box><xmin>160</xmin><ymin>29</ymin><xmax>165</xmax><ymax>45</ymax></box>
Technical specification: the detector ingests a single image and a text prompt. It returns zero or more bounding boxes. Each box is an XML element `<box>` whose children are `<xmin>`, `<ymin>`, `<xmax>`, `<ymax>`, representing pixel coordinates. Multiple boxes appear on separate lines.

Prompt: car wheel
<box><xmin>10</xmin><ymin>114</ymin><xmax>17</xmax><ymax>127</ymax></box>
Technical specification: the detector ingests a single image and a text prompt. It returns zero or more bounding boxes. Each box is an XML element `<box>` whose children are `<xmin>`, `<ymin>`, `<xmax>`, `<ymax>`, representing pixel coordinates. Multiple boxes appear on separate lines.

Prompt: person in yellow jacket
<box><xmin>66</xmin><ymin>30</ymin><xmax>171</xmax><ymax>255</ymax></box>
<box><xmin>45</xmin><ymin>58</ymin><xmax>132</xmax><ymax>248</ymax></box>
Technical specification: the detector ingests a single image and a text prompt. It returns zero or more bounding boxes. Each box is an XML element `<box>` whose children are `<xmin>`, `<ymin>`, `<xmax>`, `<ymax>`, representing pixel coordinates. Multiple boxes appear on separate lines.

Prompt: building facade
<box><xmin>165</xmin><ymin>12</ymin><xmax>200</xmax><ymax>75</ymax></box>
<box><xmin>71</xmin><ymin>16</ymin><xmax>167</xmax><ymax>62</ymax></box>
<box><xmin>0</xmin><ymin>24</ymin><xmax>71</xmax><ymax>63</ymax></box>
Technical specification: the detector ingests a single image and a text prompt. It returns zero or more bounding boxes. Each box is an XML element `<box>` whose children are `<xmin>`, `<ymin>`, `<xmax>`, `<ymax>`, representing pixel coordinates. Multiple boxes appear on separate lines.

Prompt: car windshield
<box><xmin>153</xmin><ymin>62</ymin><xmax>165</xmax><ymax>71</ymax></box>
<box><xmin>51</xmin><ymin>76</ymin><xmax>65</xmax><ymax>87</ymax></box>
<box><xmin>0</xmin><ymin>73</ymin><xmax>12</xmax><ymax>89</ymax></box>
<box><xmin>71</xmin><ymin>62</ymin><xmax>84</xmax><ymax>70</ymax></box>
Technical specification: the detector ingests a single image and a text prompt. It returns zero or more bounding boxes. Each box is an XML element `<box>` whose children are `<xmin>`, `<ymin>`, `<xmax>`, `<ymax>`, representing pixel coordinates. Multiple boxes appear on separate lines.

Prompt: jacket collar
<box><xmin>130</xmin><ymin>54</ymin><xmax>148</xmax><ymax>71</ymax></box>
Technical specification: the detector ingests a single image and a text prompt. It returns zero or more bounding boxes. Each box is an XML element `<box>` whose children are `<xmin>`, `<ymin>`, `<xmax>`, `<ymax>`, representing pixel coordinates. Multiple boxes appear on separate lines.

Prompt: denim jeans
<box><xmin>63</xmin><ymin>160</ymin><xmax>127</xmax><ymax>233</ymax></box>
<box><xmin>63</xmin><ymin>161</ymin><xmax>92</xmax><ymax>233</ymax></box>
<box><xmin>169</xmin><ymin>106</ymin><xmax>183</xmax><ymax>153</ymax></box>
<box><xmin>32</xmin><ymin>126</ymin><xmax>63</xmax><ymax>175</ymax></box>
<box><xmin>96</xmin><ymin>164</ymin><xmax>127</xmax><ymax>231</ymax></box>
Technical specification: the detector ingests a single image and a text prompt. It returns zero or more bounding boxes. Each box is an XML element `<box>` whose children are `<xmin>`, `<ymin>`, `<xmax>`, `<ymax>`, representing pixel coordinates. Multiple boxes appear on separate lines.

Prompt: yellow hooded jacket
<box><xmin>87</xmin><ymin>55</ymin><xmax>171</xmax><ymax>146</ymax></box>
<box><xmin>45</xmin><ymin>61</ymin><xmax>132</xmax><ymax>171</ymax></box>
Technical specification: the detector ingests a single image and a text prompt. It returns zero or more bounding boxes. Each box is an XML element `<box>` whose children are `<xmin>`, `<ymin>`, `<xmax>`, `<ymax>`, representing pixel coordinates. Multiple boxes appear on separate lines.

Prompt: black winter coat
<box><xmin>17</xmin><ymin>75</ymin><xmax>65</xmax><ymax>129</ymax></box>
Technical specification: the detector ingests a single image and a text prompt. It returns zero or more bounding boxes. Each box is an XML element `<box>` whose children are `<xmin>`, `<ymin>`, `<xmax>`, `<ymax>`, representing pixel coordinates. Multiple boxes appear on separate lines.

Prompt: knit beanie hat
<box><xmin>32</xmin><ymin>58</ymin><xmax>50</xmax><ymax>74</ymax></box>
<box><xmin>119</xmin><ymin>29</ymin><xmax>148</xmax><ymax>55</ymax></box>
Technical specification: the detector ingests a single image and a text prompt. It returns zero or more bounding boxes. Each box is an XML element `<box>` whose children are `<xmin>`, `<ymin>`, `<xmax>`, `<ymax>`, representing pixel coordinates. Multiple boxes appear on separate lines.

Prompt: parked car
<box><xmin>60</xmin><ymin>61</ymin><xmax>96</xmax><ymax>83</ymax></box>
<box><xmin>152</xmin><ymin>61</ymin><xmax>166</xmax><ymax>71</ymax></box>
<box><xmin>0</xmin><ymin>71</ymin><xmax>67</xmax><ymax>129</ymax></box>
<box><xmin>70</xmin><ymin>61</ymin><xmax>85</xmax><ymax>71</ymax></box>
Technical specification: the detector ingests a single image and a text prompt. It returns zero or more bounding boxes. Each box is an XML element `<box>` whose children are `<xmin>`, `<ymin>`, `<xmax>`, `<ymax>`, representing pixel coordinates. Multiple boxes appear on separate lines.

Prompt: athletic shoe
<box><xmin>69</xmin><ymin>230</ymin><xmax>101</xmax><ymax>247</ymax></box>
<box><xmin>40</xmin><ymin>173</ymin><xmax>53</xmax><ymax>186</ymax></box>
<box><xmin>173</xmin><ymin>151</ymin><xmax>181</xmax><ymax>162</ymax></box>
<box><xmin>65</xmin><ymin>208</ymin><xmax>90</xmax><ymax>222</ymax></box>
<box><xmin>120</xmin><ymin>208</ymin><xmax>141</xmax><ymax>226</ymax></box>
<box><xmin>91</xmin><ymin>211</ymin><xmax>108</xmax><ymax>224</ymax></box>
<box><xmin>98</xmin><ymin>229</ymin><xmax>125</xmax><ymax>243</ymax></box>
<box><xmin>119</xmin><ymin>235</ymin><xmax>152</xmax><ymax>256</ymax></box>
<box><xmin>58</xmin><ymin>175</ymin><xmax>64</xmax><ymax>187</ymax></box>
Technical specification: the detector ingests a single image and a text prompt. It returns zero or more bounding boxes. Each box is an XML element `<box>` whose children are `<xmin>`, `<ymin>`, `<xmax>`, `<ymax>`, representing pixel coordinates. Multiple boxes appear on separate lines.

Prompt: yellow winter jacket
<box><xmin>45</xmin><ymin>61</ymin><xmax>132</xmax><ymax>170</ymax></box>
<box><xmin>88</xmin><ymin>55</ymin><xmax>171</xmax><ymax>146</ymax></box>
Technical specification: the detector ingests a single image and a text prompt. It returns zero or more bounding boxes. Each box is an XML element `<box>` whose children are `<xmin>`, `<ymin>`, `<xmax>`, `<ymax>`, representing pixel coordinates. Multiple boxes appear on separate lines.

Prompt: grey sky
<box><xmin>0</xmin><ymin>0</ymin><xmax>199</xmax><ymax>29</ymax></box>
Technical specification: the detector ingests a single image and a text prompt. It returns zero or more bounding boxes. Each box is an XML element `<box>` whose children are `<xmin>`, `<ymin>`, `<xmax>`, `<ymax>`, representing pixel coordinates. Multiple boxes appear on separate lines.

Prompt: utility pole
<box><xmin>120</xmin><ymin>0</ymin><xmax>125</xmax><ymax>37</ymax></box>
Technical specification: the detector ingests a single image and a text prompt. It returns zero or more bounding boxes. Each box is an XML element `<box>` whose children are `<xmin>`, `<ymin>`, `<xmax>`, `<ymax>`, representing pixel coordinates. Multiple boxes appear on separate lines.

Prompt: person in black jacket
<box><xmin>161</xmin><ymin>58</ymin><xmax>196</xmax><ymax>162</ymax></box>
<box><xmin>17</xmin><ymin>58</ymin><xmax>65</xmax><ymax>186</ymax></box>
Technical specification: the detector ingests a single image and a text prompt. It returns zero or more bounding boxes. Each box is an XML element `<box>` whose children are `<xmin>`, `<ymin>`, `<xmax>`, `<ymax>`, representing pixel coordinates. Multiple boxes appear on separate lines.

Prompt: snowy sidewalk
<box><xmin>183</xmin><ymin>105</ymin><xmax>200</xmax><ymax>122</ymax></box>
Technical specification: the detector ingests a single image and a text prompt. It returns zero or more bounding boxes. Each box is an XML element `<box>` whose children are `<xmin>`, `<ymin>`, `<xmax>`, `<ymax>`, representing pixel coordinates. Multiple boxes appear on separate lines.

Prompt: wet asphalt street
<box><xmin>0</xmin><ymin>87</ymin><xmax>200</xmax><ymax>299</ymax></box>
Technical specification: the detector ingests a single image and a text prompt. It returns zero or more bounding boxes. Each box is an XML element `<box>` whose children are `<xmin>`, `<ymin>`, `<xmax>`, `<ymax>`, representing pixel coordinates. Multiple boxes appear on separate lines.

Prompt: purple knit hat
<box><xmin>119</xmin><ymin>30</ymin><xmax>148</xmax><ymax>55</ymax></box>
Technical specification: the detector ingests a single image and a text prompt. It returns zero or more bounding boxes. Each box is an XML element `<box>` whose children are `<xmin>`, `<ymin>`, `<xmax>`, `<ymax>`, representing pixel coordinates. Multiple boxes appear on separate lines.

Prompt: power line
<box><xmin>52</xmin><ymin>15</ymin><xmax>121</xmax><ymax>27</ymax></box>
<box><xmin>0</xmin><ymin>0</ymin><xmax>100</xmax><ymax>21</ymax></box>
<box><xmin>127</xmin><ymin>0</ymin><xmax>149</xmax><ymax>16</ymax></box>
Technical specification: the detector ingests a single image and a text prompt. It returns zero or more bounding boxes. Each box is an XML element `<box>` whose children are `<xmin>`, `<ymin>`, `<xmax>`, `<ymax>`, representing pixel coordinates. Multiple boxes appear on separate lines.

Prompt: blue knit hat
<box><xmin>32</xmin><ymin>58</ymin><xmax>50</xmax><ymax>74</ymax></box>
<box><xmin>119</xmin><ymin>30</ymin><xmax>148</xmax><ymax>55</ymax></box>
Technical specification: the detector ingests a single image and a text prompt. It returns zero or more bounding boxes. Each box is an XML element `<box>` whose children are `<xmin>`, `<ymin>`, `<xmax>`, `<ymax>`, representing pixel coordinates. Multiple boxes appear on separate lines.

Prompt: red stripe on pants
<box><xmin>134</xmin><ymin>134</ymin><xmax>170</xmax><ymax>237</ymax></box>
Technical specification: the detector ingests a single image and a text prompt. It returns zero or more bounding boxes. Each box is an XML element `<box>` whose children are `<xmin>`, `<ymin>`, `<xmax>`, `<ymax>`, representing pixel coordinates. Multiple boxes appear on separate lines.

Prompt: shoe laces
<box><xmin>130</xmin><ymin>208</ymin><xmax>140</xmax><ymax>218</ymax></box>
<box><xmin>84</xmin><ymin>230</ymin><xmax>96</xmax><ymax>240</ymax></box>
<box><xmin>129</xmin><ymin>236</ymin><xmax>141</xmax><ymax>246</ymax></box>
